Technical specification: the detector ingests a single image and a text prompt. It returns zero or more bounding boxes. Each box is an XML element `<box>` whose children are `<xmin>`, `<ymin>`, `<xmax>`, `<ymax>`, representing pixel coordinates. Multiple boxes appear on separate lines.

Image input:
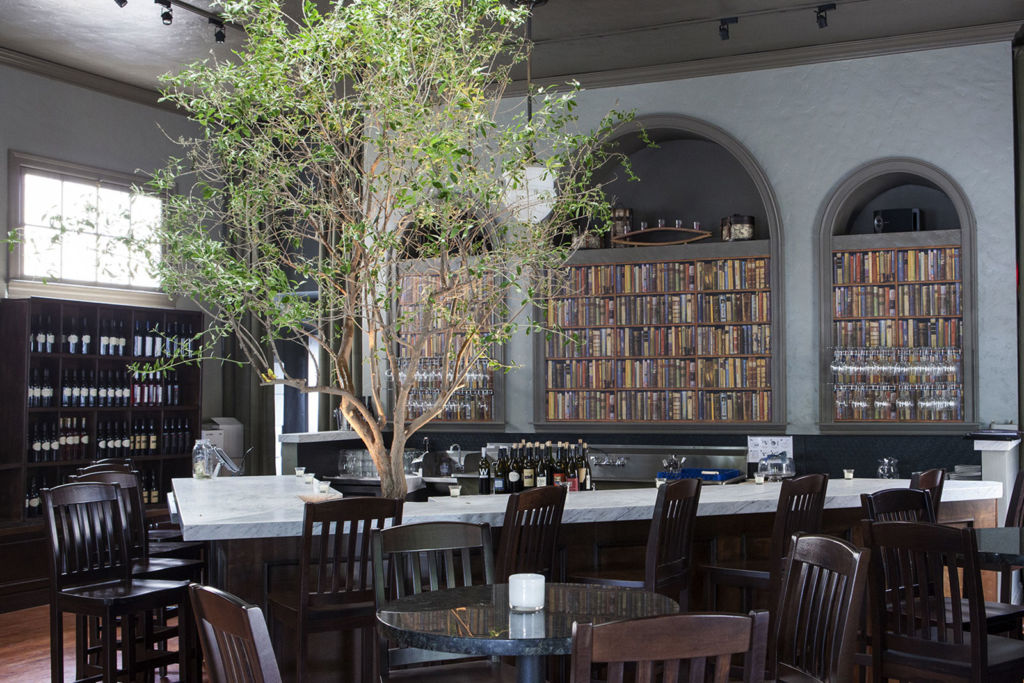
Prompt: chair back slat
<box><xmin>770</xmin><ymin>533</ymin><xmax>869</xmax><ymax>683</ymax></box>
<box><xmin>189</xmin><ymin>583</ymin><xmax>282</xmax><ymax>683</ymax></box>
<box><xmin>42</xmin><ymin>482</ymin><xmax>132</xmax><ymax>590</ymax></box>
<box><xmin>646</xmin><ymin>478</ymin><xmax>701</xmax><ymax>608</ymax></box>
<box><xmin>496</xmin><ymin>485</ymin><xmax>567</xmax><ymax>582</ymax></box>
<box><xmin>373</xmin><ymin>521</ymin><xmax>495</xmax><ymax>674</ymax></box>
<box><xmin>570</xmin><ymin>611</ymin><xmax>769</xmax><ymax>683</ymax></box>
<box><xmin>70</xmin><ymin>470</ymin><xmax>148</xmax><ymax>560</ymax></box>
<box><xmin>865</xmin><ymin>521</ymin><xmax>987</xmax><ymax>675</ymax></box>
<box><xmin>861</xmin><ymin>488</ymin><xmax>936</xmax><ymax>523</ymax></box>
<box><xmin>300</xmin><ymin>497</ymin><xmax>403</xmax><ymax>610</ymax></box>
<box><xmin>909</xmin><ymin>469</ymin><xmax>945</xmax><ymax>513</ymax></box>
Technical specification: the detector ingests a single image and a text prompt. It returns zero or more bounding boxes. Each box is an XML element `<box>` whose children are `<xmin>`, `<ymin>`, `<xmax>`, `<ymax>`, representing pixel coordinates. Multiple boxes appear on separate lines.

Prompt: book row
<box><xmin>557</xmin><ymin>258</ymin><xmax>770</xmax><ymax>296</ymax></box>
<box><xmin>546</xmin><ymin>291</ymin><xmax>771</xmax><ymax>327</ymax></box>
<box><xmin>545</xmin><ymin>388</ymin><xmax>773</xmax><ymax>422</ymax></box>
<box><xmin>832</xmin><ymin>247</ymin><xmax>960</xmax><ymax>285</ymax></box>
<box><xmin>832</xmin><ymin>283</ymin><xmax>962</xmax><ymax>319</ymax></box>
<box><xmin>832</xmin><ymin>318</ymin><xmax>962</xmax><ymax>348</ymax></box>
<box><xmin>545</xmin><ymin>357</ymin><xmax>771</xmax><ymax>390</ymax></box>
<box><xmin>546</xmin><ymin>324</ymin><xmax>772</xmax><ymax>359</ymax></box>
<box><xmin>832</xmin><ymin>385</ymin><xmax>963</xmax><ymax>422</ymax></box>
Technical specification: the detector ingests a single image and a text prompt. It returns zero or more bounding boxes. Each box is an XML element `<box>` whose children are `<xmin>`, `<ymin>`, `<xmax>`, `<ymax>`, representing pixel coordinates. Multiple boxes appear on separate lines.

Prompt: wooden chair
<box><xmin>76</xmin><ymin>461</ymin><xmax>134</xmax><ymax>474</ymax></box>
<box><xmin>768</xmin><ymin>533</ymin><xmax>869</xmax><ymax>683</ymax></box>
<box><xmin>189</xmin><ymin>583</ymin><xmax>282</xmax><ymax>683</ymax></box>
<box><xmin>42</xmin><ymin>482</ymin><xmax>195</xmax><ymax>683</ymax></box>
<box><xmin>571</xmin><ymin>478</ymin><xmax>701</xmax><ymax>609</ymax></box>
<box><xmin>860</xmin><ymin>488</ymin><xmax>1024</xmax><ymax>637</ymax></box>
<box><xmin>864</xmin><ymin>520</ymin><xmax>1024</xmax><ymax>682</ymax></box>
<box><xmin>980</xmin><ymin>468</ymin><xmax>1024</xmax><ymax>602</ymax></box>
<box><xmin>860</xmin><ymin>487</ymin><xmax>935</xmax><ymax>523</ymax></box>
<box><xmin>569</xmin><ymin>610</ymin><xmax>770</xmax><ymax>683</ymax></box>
<box><xmin>266</xmin><ymin>496</ymin><xmax>403</xmax><ymax>682</ymax></box>
<box><xmin>495</xmin><ymin>484</ymin><xmax>567</xmax><ymax>582</ymax></box>
<box><xmin>372</xmin><ymin>521</ymin><xmax>516</xmax><ymax>682</ymax></box>
<box><xmin>703</xmin><ymin>473</ymin><xmax>829</xmax><ymax>609</ymax></box>
<box><xmin>910</xmin><ymin>468</ymin><xmax>945</xmax><ymax>513</ymax></box>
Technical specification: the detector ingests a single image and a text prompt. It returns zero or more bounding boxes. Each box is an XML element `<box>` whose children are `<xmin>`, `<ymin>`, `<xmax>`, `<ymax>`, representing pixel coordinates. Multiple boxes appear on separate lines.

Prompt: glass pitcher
<box><xmin>877</xmin><ymin>457</ymin><xmax>899</xmax><ymax>479</ymax></box>
<box><xmin>192</xmin><ymin>439</ymin><xmax>240</xmax><ymax>479</ymax></box>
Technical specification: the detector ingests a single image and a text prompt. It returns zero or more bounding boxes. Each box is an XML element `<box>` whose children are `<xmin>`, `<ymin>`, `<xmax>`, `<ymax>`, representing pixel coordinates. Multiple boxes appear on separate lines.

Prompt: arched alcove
<box><xmin>816</xmin><ymin>157</ymin><xmax>977</xmax><ymax>431</ymax></box>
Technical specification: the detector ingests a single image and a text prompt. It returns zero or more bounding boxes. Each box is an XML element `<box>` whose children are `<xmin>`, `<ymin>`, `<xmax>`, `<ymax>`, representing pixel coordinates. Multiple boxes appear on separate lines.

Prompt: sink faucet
<box><xmin>447</xmin><ymin>443</ymin><xmax>465</xmax><ymax>473</ymax></box>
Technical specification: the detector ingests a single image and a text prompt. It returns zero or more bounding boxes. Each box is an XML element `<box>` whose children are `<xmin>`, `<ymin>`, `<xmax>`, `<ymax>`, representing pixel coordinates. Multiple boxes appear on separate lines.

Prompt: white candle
<box><xmin>508</xmin><ymin>573</ymin><xmax>545</xmax><ymax>612</ymax></box>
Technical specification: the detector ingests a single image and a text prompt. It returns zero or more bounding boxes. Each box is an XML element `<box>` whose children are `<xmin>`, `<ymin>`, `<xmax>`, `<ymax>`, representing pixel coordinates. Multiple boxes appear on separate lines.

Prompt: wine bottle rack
<box><xmin>391</xmin><ymin>272</ymin><xmax>503</xmax><ymax>426</ymax></box>
<box><xmin>540</xmin><ymin>253</ymin><xmax>774</xmax><ymax>425</ymax></box>
<box><xmin>829</xmin><ymin>245</ymin><xmax>965</xmax><ymax>422</ymax></box>
<box><xmin>0</xmin><ymin>297</ymin><xmax>203</xmax><ymax>525</ymax></box>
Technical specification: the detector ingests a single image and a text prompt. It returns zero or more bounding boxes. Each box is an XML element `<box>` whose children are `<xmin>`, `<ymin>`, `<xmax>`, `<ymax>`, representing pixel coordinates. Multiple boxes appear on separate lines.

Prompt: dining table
<box><xmin>376</xmin><ymin>582</ymin><xmax>679</xmax><ymax>683</ymax></box>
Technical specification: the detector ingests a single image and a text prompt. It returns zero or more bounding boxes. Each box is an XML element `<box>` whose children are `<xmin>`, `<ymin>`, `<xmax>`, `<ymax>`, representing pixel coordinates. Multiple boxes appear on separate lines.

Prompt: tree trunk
<box><xmin>374</xmin><ymin>438</ymin><xmax>409</xmax><ymax>500</ymax></box>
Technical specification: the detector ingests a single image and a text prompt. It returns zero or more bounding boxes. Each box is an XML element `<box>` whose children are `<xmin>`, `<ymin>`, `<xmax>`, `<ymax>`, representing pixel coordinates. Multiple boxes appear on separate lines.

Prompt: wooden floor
<box><xmin>0</xmin><ymin>604</ymin><xmax>193</xmax><ymax>682</ymax></box>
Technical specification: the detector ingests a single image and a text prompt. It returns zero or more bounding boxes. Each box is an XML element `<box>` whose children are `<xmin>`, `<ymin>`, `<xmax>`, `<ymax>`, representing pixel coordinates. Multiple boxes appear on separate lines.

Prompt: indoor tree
<box><xmin>141</xmin><ymin>0</ymin><xmax>630</xmax><ymax>498</ymax></box>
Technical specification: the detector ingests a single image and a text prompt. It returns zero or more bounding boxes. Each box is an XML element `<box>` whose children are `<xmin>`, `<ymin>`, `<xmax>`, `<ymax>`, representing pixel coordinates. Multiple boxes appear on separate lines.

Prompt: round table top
<box><xmin>376</xmin><ymin>582</ymin><xmax>679</xmax><ymax>657</ymax></box>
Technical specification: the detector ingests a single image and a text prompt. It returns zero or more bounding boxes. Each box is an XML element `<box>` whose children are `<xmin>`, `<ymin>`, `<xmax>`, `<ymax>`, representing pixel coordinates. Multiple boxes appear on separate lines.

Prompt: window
<box><xmin>9</xmin><ymin>153</ymin><xmax>162</xmax><ymax>290</ymax></box>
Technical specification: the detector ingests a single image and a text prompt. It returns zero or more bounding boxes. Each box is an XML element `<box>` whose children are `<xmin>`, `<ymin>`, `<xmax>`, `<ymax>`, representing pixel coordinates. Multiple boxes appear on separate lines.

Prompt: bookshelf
<box><xmin>391</xmin><ymin>271</ymin><xmax>504</xmax><ymax>428</ymax></box>
<box><xmin>828</xmin><ymin>241</ymin><xmax>964</xmax><ymax>422</ymax></box>
<box><xmin>536</xmin><ymin>242</ymin><xmax>778</xmax><ymax>429</ymax></box>
<box><xmin>0</xmin><ymin>297</ymin><xmax>203</xmax><ymax>526</ymax></box>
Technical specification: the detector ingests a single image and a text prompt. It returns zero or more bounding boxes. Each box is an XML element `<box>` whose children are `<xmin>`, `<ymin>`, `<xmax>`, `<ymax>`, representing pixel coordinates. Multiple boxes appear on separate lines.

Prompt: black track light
<box><xmin>816</xmin><ymin>3</ymin><xmax>835</xmax><ymax>29</ymax></box>
<box><xmin>156</xmin><ymin>0</ymin><xmax>172</xmax><ymax>25</ymax></box>
<box><xmin>114</xmin><ymin>0</ymin><xmax>127</xmax><ymax>7</ymax></box>
<box><xmin>210</xmin><ymin>18</ymin><xmax>225</xmax><ymax>43</ymax></box>
<box><xmin>718</xmin><ymin>17</ymin><xmax>738</xmax><ymax>41</ymax></box>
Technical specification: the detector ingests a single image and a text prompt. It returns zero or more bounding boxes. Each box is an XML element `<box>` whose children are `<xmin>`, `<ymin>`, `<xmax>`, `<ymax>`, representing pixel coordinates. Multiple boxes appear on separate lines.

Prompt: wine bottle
<box><xmin>133</xmin><ymin>320</ymin><xmax>144</xmax><ymax>357</ymax></box>
<box><xmin>80</xmin><ymin>316</ymin><xmax>91</xmax><ymax>355</ymax></box>
<box><xmin>144</xmin><ymin>321</ymin><xmax>155</xmax><ymax>358</ymax></box>
<box><xmin>552</xmin><ymin>442</ymin><xmax>566</xmax><ymax>486</ymax></box>
<box><xmin>116</xmin><ymin>320</ymin><xmax>128</xmax><ymax>356</ymax></box>
<box><xmin>65</xmin><ymin>315</ymin><xmax>79</xmax><ymax>354</ymax></box>
<box><xmin>522</xmin><ymin>442</ymin><xmax>536</xmax><ymax>489</ymax></box>
<box><xmin>566</xmin><ymin>444</ymin><xmax>579</xmax><ymax>492</ymax></box>
<box><xmin>79</xmin><ymin>417</ymin><xmax>90</xmax><ymax>460</ymax></box>
<box><xmin>44</xmin><ymin>314</ymin><xmax>55</xmax><ymax>353</ymax></box>
<box><xmin>478</xmin><ymin>454</ymin><xmax>492</xmax><ymax>495</ymax></box>
<box><xmin>29</xmin><ymin>423</ymin><xmax>42</xmax><ymax>463</ymax></box>
<box><xmin>148</xmin><ymin>418</ymin><xmax>158</xmax><ymax>455</ymax></box>
<box><xmin>493</xmin><ymin>447</ymin><xmax>508</xmax><ymax>494</ymax></box>
<box><xmin>30</xmin><ymin>314</ymin><xmax>40</xmax><ymax>353</ymax></box>
<box><xmin>507</xmin><ymin>444</ymin><xmax>523</xmax><ymax>493</ymax></box>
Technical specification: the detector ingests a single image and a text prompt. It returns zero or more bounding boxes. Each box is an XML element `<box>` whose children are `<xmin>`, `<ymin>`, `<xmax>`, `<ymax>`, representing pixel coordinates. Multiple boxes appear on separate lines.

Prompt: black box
<box><xmin>873</xmin><ymin>208</ymin><xmax>921</xmax><ymax>233</ymax></box>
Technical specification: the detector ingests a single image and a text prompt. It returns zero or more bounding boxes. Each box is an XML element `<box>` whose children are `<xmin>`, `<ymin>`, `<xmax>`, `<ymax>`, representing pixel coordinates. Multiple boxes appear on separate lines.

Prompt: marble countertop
<box><xmin>174</xmin><ymin>475</ymin><xmax>1001</xmax><ymax>542</ymax></box>
<box><xmin>277</xmin><ymin>430</ymin><xmax>361</xmax><ymax>443</ymax></box>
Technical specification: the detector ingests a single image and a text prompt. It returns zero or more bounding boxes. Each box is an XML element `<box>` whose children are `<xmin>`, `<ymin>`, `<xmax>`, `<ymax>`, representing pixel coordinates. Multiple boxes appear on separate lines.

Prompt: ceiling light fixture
<box><xmin>114</xmin><ymin>0</ymin><xmax>128</xmax><ymax>7</ymax></box>
<box><xmin>156</xmin><ymin>0</ymin><xmax>172</xmax><ymax>25</ymax></box>
<box><xmin>210</xmin><ymin>18</ymin><xmax>226</xmax><ymax>43</ymax></box>
<box><xmin>718</xmin><ymin>17</ymin><xmax>738</xmax><ymax>41</ymax></box>
<box><xmin>815</xmin><ymin>3</ymin><xmax>835</xmax><ymax>29</ymax></box>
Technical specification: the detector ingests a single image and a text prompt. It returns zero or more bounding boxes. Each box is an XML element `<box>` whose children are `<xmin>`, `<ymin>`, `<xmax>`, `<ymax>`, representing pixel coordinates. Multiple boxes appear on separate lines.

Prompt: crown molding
<box><xmin>0</xmin><ymin>46</ymin><xmax>180</xmax><ymax>114</ymax></box>
<box><xmin>509</xmin><ymin>20</ymin><xmax>1023</xmax><ymax>94</ymax></box>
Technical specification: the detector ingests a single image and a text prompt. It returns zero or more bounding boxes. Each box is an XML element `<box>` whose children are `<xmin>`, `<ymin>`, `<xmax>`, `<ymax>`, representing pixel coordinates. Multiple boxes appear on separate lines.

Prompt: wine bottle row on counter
<box><xmin>481</xmin><ymin>440</ymin><xmax>593</xmax><ymax>495</ymax></box>
<box><xmin>25</xmin><ymin>470</ymin><xmax>163</xmax><ymax>518</ymax></box>
<box><xmin>28</xmin><ymin>314</ymin><xmax>195</xmax><ymax>358</ymax></box>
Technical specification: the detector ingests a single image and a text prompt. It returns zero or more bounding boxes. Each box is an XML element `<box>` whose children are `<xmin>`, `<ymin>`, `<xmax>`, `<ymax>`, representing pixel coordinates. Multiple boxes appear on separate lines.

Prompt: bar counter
<box><xmin>174</xmin><ymin>475</ymin><xmax>1001</xmax><ymax>607</ymax></box>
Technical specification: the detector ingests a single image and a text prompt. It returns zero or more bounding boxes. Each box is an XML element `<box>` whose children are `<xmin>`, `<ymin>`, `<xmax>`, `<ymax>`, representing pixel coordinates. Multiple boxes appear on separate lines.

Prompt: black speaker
<box><xmin>873</xmin><ymin>208</ymin><xmax>921</xmax><ymax>233</ymax></box>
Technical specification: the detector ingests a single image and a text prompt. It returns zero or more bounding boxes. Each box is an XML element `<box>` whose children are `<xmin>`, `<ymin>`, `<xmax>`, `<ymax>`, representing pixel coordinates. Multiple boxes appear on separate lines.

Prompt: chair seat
<box><xmin>884</xmin><ymin>632</ymin><xmax>1024</xmax><ymax>679</ymax></box>
<box><xmin>59</xmin><ymin>578</ymin><xmax>188</xmax><ymax>612</ymax></box>
<box><xmin>267</xmin><ymin>588</ymin><xmax>375</xmax><ymax>623</ymax></box>
<box><xmin>148</xmin><ymin>539</ymin><xmax>204</xmax><ymax>558</ymax></box>
<box><xmin>946</xmin><ymin>598</ymin><xmax>1024</xmax><ymax>636</ymax></box>
<box><xmin>131</xmin><ymin>556</ymin><xmax>204</xmax><ymax>580</ymax></box>
<box><xmin>148</xmin><ymin>528</ymin><xmax>184</xmax><ymax>542</ymax></box>
<box><xmin>384</xmin><ymin>659</ymin><xmax>522</xmax><ymax>682</ymax></box>
<box><xmin>570</xmin><ymin>568</ymin><xmax>644</xmax><ymax>588</ymax></box>
<box><xmin>701</xmin><ymin>559</ymin><xmax>772</xmax><ymax>590</ymax></box>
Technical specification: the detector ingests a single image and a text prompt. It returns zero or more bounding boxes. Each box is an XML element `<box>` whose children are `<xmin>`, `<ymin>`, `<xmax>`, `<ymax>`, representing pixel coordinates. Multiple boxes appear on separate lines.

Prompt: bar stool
<box><xmin>266</xmin><ymin>496</ymin><xmax>403</xmax><ymax>682</ymax></box>
<box><xmin>571</xmin><ymin>478</ymin><xmax>701</xmax><ymax>609</ymax></box>
<box><xmin>910</xmin><ymin>468</ymin><xmax>946</xmax><ymax>513</ymax></box>
<box><xmin>702</xmin><ymin>473</ymin><xmax>828</xmax><ymax>610</ymax></box>
<box><xmin>495</xmin><ymin>485</ymin><xmax>567</xmax><ymax>582</ymax></box>
<box><xmin>42</xmin><ymin>482</ymin><xmax>196</xmax><ymax>682</ymax></box>
<box><xmin>189</xmin><ymin>583</ymin><xmax>283</xmax><ymax>683</ymax></box>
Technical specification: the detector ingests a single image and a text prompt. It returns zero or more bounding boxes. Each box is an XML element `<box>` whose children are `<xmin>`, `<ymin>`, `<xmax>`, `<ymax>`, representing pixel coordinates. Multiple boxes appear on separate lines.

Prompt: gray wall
<box><xmin>0</xmin><ymin>64</ymin><xmax>223</xmax><ymax>417</ymax></box>
<box><xmin>505</xmin><ymin>41</ymin><xmax>1017</xmax><ymax>433</ymax></box>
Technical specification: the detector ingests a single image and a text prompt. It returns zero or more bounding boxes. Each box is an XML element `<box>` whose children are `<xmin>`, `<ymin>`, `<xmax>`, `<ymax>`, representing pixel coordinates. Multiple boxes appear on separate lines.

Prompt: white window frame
<box><xmin>6</xmin><ymin>151</ymin><xmax>176</xmax><ymax>308</ymax></box>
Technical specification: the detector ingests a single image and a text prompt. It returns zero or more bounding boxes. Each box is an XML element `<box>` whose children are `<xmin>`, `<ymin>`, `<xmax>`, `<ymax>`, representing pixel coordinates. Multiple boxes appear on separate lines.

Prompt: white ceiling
<box><xmin>1</xmin><ymin>0</ymin><xmax>1022</xmax><ymax>105</ymax></box>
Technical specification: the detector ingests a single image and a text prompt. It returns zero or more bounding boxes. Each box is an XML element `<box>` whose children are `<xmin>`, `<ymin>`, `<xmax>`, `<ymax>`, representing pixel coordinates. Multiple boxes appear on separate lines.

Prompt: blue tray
<box><xmin>657</xmin><ymin>468</ymin><xmax>744</xmax><ymax>482</ymax></box>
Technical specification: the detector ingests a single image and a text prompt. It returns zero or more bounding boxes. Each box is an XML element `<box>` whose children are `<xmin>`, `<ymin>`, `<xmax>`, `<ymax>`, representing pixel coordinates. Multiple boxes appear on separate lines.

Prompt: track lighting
<box><xmin>210</xmin><ymin>18</ymin><xmax>225</xmax><ymax>43</ymax></box>
<box><xmin>816</xmin><ymin>4</ymin><xmax>835</xmax><ymax>29</ymax></box>
<box><xmin>718</xmin><ymin>17</ymin><xmax>737</xmax><ymax>41</ymax></box>
<box><xmin>114</xmin><ymin>0</ymin><xmax>127</xmax><ymax>7</ymax></box>
<box><xmin>156</xmin><ymin>0</ymin><xmax>172</xmax><ymax>25</ymax></box>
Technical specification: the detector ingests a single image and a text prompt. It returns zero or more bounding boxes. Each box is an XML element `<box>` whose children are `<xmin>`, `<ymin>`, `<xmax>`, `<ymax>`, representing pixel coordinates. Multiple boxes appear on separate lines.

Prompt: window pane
<box><xmin>131</xmin><ymin>244</ymin><xmax>162</xmax><ymax>289</ymax></box>
<box><xmin>22</xmin><ymin>173</ymin><xmax>62</xmax><ymax>227</ymax></box>
<box><xmin>62</xmin><ymin>179</ymin><xmax>99</xmax><ymax>234</ymax></box>
<box><xmin>97</xmin><ymin>237</ymin><xmax>132</xmax><ymax>286</ymax></box>
<box><xmin>98</xmin><ymin>186</ymin><xmax>131</xmax><ymax>237</ymax></box>
<box><xmin>22</xmin><ymin>226</ymin><xmax>61</xmax><ymax>279</ymax></box>
<box><xmin>61</xmin><ymin>231</ymin><xmax>99</xmax><ymax>283</ymax></box>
